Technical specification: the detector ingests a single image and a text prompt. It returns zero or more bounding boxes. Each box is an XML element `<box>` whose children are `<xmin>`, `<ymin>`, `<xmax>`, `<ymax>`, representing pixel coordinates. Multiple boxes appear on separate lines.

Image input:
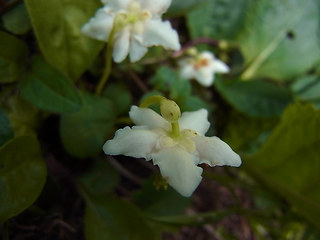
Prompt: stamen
<box><xmin>140</xmin><ymin>10</ymin><xmax>152</xmax><ymax>21</ymax></box>
<box><xmin>194</xmin><ymin>58</ymin><xmax>209</xmax><ymax>70</ymax></box>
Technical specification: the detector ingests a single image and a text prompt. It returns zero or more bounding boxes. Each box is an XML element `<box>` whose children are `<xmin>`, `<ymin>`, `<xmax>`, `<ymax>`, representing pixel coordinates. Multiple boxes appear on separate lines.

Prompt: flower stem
<box><xmin>95</xmin><ymin>27</ymin><xmax>117</xmax><ymax>96</ymax></box>
<box><xmin>171</xmin><ymin>121</ymin><xmax>180</xmax><ymax>138</ymax></box>
<box><xmin>140</xmin><ymin>95</ymin><xmax>165</xmax><ymax>108</ymax></box>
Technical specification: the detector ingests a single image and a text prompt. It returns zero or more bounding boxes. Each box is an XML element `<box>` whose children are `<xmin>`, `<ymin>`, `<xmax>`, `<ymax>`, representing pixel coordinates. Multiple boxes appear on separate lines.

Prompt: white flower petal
<box><xmin>113</xmin><ymin>27</ymin><xmax>130</xmax><ymax>62</ymax></box>
<box><xmin>199</xmin><ymin>51</ymin><xmax>215</xmax><ymax>61</ymax></box>
<box><xmin>101</xmin><ymin>0</ymin><xmax>130</xmax><ymax>9</ymax></box>
<box><xmin>211</xmin><ymin>59</ymin><xmax>230</xmax><ymax>73</ymax></box>
<box><xmin>129</xmin><ymin>37</ymin><xmax>148</xmax><ymax>62</ymax></box>
<box><xmin>142</xmin><ymin>20</ymin><xmax>180</xmax><ymax>51</ymax></box>
<box><xmin>179</xmin><ymin>64</ymin><xmax>195</xmax><ymax>80</ymax></box>
<box><xmin>152</xmin><ymin>147</ymin><xmax>203</xmax><ymax>197</ymax></box>
<box><xmin>103</xmin><ymin>126</ymin><xmax>159</xmax><ymax>159</ymax></box>
<box><xmin>82</xmin><ymin>7</ymin><xmax>114</xmax><ymax>41</ymax></box>
<box><xmin>179</xmin><ymin>109</ymin><xmax>210</xmax><ymax>135</ymax></box>
<box><xmin>195</xmin><ymin>67</ymin><xmax>214</xmax><ymax>86</ymax></box>
<box><xmin>129</xmin><ymin>106</ymin><xmax>169</xmax><ymax>129</ymax></box>
<box><xmin>194</xmin><ymin>136</ymin><xmax>241</xmax><ymax>167</ymax></box>
<box><xmin>140</xmin><ymin>0</ymin><xmax>171</xmax><ymax>17</ymax></box>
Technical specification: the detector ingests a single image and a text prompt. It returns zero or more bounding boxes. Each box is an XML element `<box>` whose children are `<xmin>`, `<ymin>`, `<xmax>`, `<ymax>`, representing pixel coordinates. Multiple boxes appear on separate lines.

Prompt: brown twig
<box><xmin>107</xmin><ymin>156</ymin><xmax>143</xmax><ymax>185</ymax></box>
<box><xmin>52</xmin><ymin>219</ymin><xmax>77</xmax><ymax>233</ymax></box>
<box><xmin>129</xmin><ymin>71</ymin><xmax>149</xmax><ymax>93</ymax></box>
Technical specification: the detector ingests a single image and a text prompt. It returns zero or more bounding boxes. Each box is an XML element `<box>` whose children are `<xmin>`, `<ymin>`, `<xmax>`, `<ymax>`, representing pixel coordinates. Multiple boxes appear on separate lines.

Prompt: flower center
<box><xmin>194</xmin><ymin>58</ymin><xmax>209</xmax><ymax>70</ymax></box>
<box><xmin>160</xmin><ymin>129</ymin><xmax>198</xmax><ymax>153</ymax></box>
<box><xmin>125</xmin><ymin>1</ymin><xmax>152</xmax><ymax>23</ymax></box>
<box><xmin>113</xmin><ymin>1</ymin><xmax>152</xmax><ymax>33</ymax></box>
<box><xmin>111</xmin><ymin>1</ymin><xmax>151</xmax><ymax>34</ymax></box>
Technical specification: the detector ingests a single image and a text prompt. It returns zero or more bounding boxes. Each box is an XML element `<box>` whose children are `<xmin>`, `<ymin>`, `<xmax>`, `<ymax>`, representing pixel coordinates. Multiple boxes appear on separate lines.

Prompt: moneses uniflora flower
<box><xmin>179</xmin><ymin>49</ymin><xmax>230</xmax><ymax>87</ymax></box>
<box><xmin>82</xmin><ymin>0</ymin><xmax>180</xmax><ymax>63</ymax></box>
<box><xmin>103</xmin><ymin>95</ymin><xmax>241</xmax><ymax>197</ymax></box>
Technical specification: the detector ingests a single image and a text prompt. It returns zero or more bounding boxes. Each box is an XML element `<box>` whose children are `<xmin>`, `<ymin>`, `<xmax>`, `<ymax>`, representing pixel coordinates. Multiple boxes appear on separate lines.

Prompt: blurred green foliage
<box><xmin>20</xmin><ymin>56</ymin><xmax>83</xmax><ymax>113</ymax></box>
<box><xmin>0</xmin><ymin>31</ymin><xmax>28</xmax><ymax>83</ymax></box>
<box><xmin>246</xmin><ymin>103</ymin><xmax>320</xmax><ymax>230</ymax></box>
<box><xmin>24</xmin><ymin>0</ymin><xmax>104</xmax><ymax>80</ymax></box>
<box><xmin>60</xmin><ymin>91</ymin><xmax>115</xmax><ymax>158</ymax></box>
<box><xmin>238</xmin><ymin>0</ymin><xmax>320</xmax><ymax>80</ymax></box>
<box><xmin>0</xmin><ymin>136</ymin><xmax>47</xmax><ymax>224</ymax></box>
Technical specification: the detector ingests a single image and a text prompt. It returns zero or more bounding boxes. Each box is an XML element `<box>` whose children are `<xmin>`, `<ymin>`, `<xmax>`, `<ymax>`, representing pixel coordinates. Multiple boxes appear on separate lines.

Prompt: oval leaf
<box><xmin>167</xmin><ymin>0</ymin><xmax>207</xmax><ymax>17</ymax></box>
<box><xmin>0</xmin><ymin>31</ymin><xmax>28</xmax><ymax>83</ymax></box>
<box><xmin>60</xmin><ymin>92</ymin><xmax>115</xmax><ymax>159</ymax></box>
<box><xmin>85</xmin><ymin>195</ymin><xmax>156</xmax><ymax>240</ymax></box>
<box><xmin>291</xmin><ymin>75</ymin><xmax>320</xmax><ymax>108</ymax></box>
<box><xmin>215</xmin><ymin>78</ymin><xmax>292</xmax><ymax>117</ymax></box>
<box><xmin>0</xmin><ymin>109</ymin><xmax>14</xmax><ymax>147</ymax></box>
<box><xmin>187</xmin><ymin>0</ymin><xmax>248</xmax><ymax>40</ymax></box>
<box><xmin>24</xmin><ymin>0</ymin><xmax>104</xmax><ymax>80</ymax></box>
<box><xmin>103</xmin><ymin>83</ymin><xmax>132</xmax><ymax>115</ymax></box>
<box><xmin>246</xmin><ymin>103</ymin><xmax>320</xmax><ymax>230</ymax></box>
<box><xmin>0</xmin><ymin>135</ymin><xmax>47</xmax><ymax>223</ymax></box>
<box><xmin>133</xmin><ymin>176</ymin><xmax>190</xmax><ymax>218</ymax></box>
<box><xmin>2</xmin><ymin>3</ymin><xmax>31</xmax><ymax>35</ymax></box>
<box><xmin>20</xmin><ymin>56</ymin><xmax>82</xmax><ymax>113</ymax></box>
<box><xmin>239</xmin><ymin>0</ymin><xmax>320</xmax><ymax>80</ymax></box>
<box><xmin>77</xmin><ymin>159</ymin><xmax>120</xmax><ymax>197</ymax></box>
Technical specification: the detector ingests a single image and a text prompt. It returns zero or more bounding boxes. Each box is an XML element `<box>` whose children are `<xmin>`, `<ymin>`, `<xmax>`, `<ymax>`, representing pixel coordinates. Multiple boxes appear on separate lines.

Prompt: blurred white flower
<box><xmin>82</xmin><ymin>0</ymin><xmax>180</xmax><ymax>63</ymax></box>
<box><xmin>103</xmin><ymin>100</ymin><xmax>241</xmax><ymax>197</ymax></box>
<box><xmin>179</xmin><ymin>50</ymin><xmax>229</xmax><ymax>86</ymax></box>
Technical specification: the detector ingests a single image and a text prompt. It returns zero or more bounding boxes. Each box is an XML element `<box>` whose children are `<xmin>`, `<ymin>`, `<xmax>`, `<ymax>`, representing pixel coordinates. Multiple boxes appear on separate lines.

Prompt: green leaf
<box><xmin>6</xmin><ymin>95</ymin><xmax>40</xmax><ymax>137</ymax></box>
<box><xmin>24</xmin><ymin>0</ymin><xmax>104</xmax><ymax>80</ymax></box>
<box><xmin>85</xmin><ymin>194</ymin><xmax>157</xmax><ymax>240</ymax></box>
<box><xmin>150</xmin><ymin>66</ymin><xmax>191</xmax><ymax>102</ymax></box>
<box><xmin>222</xmin><ymin>111</ymin><xmax>278</xmax><ymax>154</ymax></box>
<box><xmin>170</xmin><ymin>78</ymin><xmax>192</xmax><ymax>103</ymax></box>
<box><xmin>77</xmin><ymin>159</ymin><xmax>120</xmax><ymax>197</ymax></box>
<box><xmin>60</xmin><ymin>91</ymin><xmax>115</xmax><ymax>159</ymax></box>
<box><xmin>2</xmin><ymin>3</ymin><xmax>31</xmax><ymax>35</ymax></box>
<box><xmin>291</xmin><ymin>75</ymin><xmax>320</xmax><ymax>108</ymax></box>
<box><xmin>239</xmin><ymin>0</ymin><xmax>320</xmax><ymax>80</ymax></box>
<box><xmin>0</xmin><ymin>31</ymin><xmax>28</xmax><ymax>83</ymax></box>
<box><xmin>150</xmin><ymin>66</ymin><xmax>177</xmax><ymax>91</ymax></box>
<box><xmin>246</xmin><ymin>103</ymin><xmax>320</xmax><ymax>230</ymax></box>
<box><xmin>151</xmin><ymin>209</ymin><xmax>233</xmax><ymax>227</ymax></box>
<box><xmin>103</xmin><ymin>83</ymin><xmax>132</xmax><ymax>115</ymax></box>
<box><xmin>215</xmin><ymin>78</ymin><xmax>293</xmax><ymax>117</ymax></box>
<box><xmin>180</xmin><ymin>96</ymin><xmax>210</xmax><ymax>112</ymax></box>
<box><xmin>187</xmin><ymin>0</ymin><xmax>249</xmax><ymax>40</ymax></box>
<box><xmin>133</xmin><ymin>176</ymin><xmax>190</xmax><ymax>218</ymax></box>
<box><xmin>167</xmin><ymin>0</ymin><xmax>207</xmax><ymax>17</ymax></box>
<box><xmin>0</xmin><ymin>135</ymin><xmax>47</xmax><ymax>223</ymax></box>
<box><xmin>0</xmin><ymin>109</ymin><xmax>14</xmax><ymax>147</ymax></box>
<box><xmin>19</xmin><ymin>56</ymin><xmax>82</xmax><ymax>113</ymax></box>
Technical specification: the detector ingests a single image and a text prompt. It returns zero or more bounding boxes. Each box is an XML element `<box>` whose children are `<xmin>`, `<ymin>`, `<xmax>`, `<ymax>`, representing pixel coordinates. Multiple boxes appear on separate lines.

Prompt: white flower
<box><xmin>82</xmin><ymin>0</ymin><xmax>181</xmax><ymax>63</ymax></box>
<box><xmin>179</xmin><ymin>50</ymin><xmax>229</xmax><ymax>87</ymax></box>
<box><xmin>103</xmin><ymin>102</ymin><xmax>241</xmax><ymax>197</ymax></box>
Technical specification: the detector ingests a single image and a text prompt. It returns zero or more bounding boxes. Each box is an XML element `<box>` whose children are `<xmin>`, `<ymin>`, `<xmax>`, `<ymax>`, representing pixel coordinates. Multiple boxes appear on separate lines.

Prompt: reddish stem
<box><xmin>172</xmin><ymin>38</ymin><xmax>219</xmax><ymax>58</ymax></box>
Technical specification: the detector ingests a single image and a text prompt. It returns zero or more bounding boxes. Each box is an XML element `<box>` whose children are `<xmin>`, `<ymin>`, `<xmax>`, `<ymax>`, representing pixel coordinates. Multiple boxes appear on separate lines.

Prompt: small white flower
<box><xmin>179</xmin><ymin>50</ymin><xmax>230</xmax><ymax>87</ymax></box>
<box><xmin>103</xmin><ymin>102</ymin><xmax>241</xmax><ymax>197</ymax></box>
<box><xmin>82</xmin><ymin>0</ymin><xmax>180</xmax><ymax>63</ymax></box>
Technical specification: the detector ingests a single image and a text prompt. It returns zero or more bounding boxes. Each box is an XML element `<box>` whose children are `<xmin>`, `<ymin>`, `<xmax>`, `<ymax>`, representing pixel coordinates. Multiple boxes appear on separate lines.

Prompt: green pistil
<box><xmin>170</xmin><ymin>121</ymin><xmax>181</xmax><ymax>138</ymax></box>
<box><xmin>140</xmin><ymin>95</ymin><xmax>182</xmax><ymax>138</ymax></box>
<box><xmin>140</xmin><ymin>95</ymin><xmax>165</xmax><ymax>108</ymax></box>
